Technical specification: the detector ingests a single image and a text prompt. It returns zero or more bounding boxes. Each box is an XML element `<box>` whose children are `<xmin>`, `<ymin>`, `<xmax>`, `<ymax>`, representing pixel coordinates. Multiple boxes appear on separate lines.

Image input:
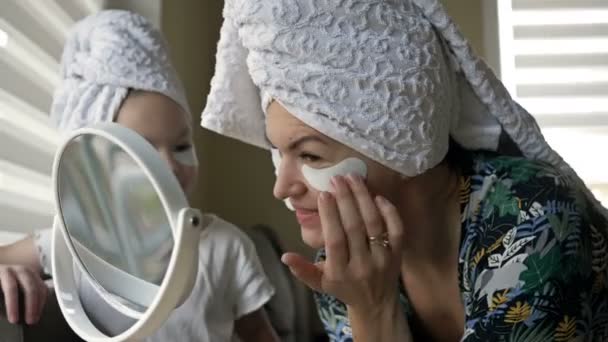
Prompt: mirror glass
<box><xmin>56</xmin><ymin>133</ymin><xmax>173</xmax><ymax>316</ymax></box>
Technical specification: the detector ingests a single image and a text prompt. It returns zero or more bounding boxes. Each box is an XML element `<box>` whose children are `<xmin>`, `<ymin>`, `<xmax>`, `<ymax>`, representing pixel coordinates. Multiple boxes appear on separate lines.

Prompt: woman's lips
<box><xmin>295</xmin><ymin>208</ymin><xmax>320</xmax><ymax>226</ymax></box>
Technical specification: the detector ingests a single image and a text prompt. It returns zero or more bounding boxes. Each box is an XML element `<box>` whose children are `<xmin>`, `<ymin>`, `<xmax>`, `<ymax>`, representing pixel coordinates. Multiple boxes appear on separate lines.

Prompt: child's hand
<box><xmin>0</xmin><ymin>264</ymin><xmax>48</xmax><ymax>325</ymax></box>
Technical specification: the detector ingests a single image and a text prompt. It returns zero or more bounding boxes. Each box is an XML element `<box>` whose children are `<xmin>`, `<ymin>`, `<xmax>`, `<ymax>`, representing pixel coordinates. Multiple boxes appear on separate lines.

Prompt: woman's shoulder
<box><xmin>459</xmin><ymin>152</ymin><xmax>608</xmax><ymax>327</ymax></box>
<box><xmin>461</xmin><ymin>151</ymin><xmax>606</xmax><ymax>252</ymax></box>
<box><xmin>468</xmin><ymin>151</ymin><xmax>564</xmax><ymax>186</ymax></box>
<box><xmin>464</xmin><ymin>151</ymin><xmax>605</xmax><ymax>225</ymax></box>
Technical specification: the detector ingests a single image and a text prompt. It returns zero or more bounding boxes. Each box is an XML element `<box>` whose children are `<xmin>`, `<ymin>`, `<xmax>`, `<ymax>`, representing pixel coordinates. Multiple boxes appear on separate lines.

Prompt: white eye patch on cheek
<box><xmin>302</xmin><ymin>158</ymin><xmax>367</xmax><ymax>192</ymax></box>
<box><xmin>173</xmin><ymin>145</ymin><xmax>198</xmax><ymax>167</ymax></box>
<box><xmin>270</xmin><ymin>148</ymin><xmax>368</xmax><ymax>209</ymax></box>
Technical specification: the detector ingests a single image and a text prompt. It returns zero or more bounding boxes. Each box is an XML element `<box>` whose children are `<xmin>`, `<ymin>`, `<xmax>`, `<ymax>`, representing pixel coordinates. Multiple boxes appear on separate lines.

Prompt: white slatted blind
<box><xmin>0</xmin><ymin>0</ymin><xmax>103</xmax><ymax>244</ymax></box>
<box><xmin>497</xmin><ymin>0</ymin><xmax>608</xmax><ymax>205</ymax></box>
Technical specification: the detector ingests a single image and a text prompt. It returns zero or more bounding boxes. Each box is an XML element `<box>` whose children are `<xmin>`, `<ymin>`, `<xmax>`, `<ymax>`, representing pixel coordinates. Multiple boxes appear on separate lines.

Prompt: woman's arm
<box><xmin>234</xmin><ymin>308</ymin><xmax>280</xmax><ymax>342</ymax></box>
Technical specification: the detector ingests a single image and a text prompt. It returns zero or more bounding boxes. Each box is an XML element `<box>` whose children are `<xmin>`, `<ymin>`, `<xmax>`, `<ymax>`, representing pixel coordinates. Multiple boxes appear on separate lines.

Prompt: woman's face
<box><xmin>115</xmin><ymin>91</ymin><xmax>198</xmax><ymax>196</ymax></box>
<box><xmin>265</xmin><ymin>101</ymin><xmax>402</xmax><ymax>249</ymax></box>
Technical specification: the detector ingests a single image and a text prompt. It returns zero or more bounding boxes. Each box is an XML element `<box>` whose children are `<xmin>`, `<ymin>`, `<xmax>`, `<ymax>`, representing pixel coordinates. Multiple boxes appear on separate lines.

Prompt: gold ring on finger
<box><xmin>368</xmin><ymin>232</ymin><xmax>390</xmax><ymax>248</ymax></box>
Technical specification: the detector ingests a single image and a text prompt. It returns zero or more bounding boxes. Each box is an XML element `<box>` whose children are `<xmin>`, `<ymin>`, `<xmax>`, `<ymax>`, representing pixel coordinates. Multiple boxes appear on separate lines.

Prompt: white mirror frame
<box><xmin>51</xmin><ymin>123</ymin><xmax>205</xmax><ymax>341</ymax></box>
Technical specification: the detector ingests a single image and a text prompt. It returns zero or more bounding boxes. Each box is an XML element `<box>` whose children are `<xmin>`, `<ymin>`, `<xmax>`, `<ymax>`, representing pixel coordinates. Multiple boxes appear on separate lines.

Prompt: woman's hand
<box><xmin>282</xmin><ymin>173</ymin><xmax>405</xmax><ymax>312</ymax></box>
<box><xmin>0</xmin><ymin>264</ymin><xmax>48</xmax><ymax>325</ymax></box>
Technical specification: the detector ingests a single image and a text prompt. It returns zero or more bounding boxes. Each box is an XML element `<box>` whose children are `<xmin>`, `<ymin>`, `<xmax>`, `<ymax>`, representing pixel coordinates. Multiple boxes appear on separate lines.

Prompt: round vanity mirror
<box><xmin>51</xmin><ymin>123</ymin><xmax>205</xmax><ymax>341</ymax></box>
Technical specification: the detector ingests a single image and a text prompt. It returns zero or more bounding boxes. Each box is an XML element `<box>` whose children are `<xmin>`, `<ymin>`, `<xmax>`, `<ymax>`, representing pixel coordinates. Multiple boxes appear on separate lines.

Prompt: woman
<box><xmin>201</xmin><ymin>0</ymin><xmax>608</xmax><ymax>340</ymax></box>
<box><xmin>0</xmin><ymin>10</ymin><xmax>278</xmax><ymax>342</ymax></box>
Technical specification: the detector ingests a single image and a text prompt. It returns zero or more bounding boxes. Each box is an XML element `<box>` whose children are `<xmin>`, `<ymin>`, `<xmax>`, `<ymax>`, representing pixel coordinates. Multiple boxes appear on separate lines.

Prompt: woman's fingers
<box><xmin>287</xmin><ymin>177</ymin><xmax>404</xmax><ymax>309</ymax></box>
<box><xmin>319</xmin><ymin>191</ymin><xmax>348</xmax><ymax>276</ymax></box>
<box><xmin>333</xmin><ymin>176</ymin><xmax>369</xmax><ymax>264</ymax></box>
<box><xmin>346</xmin><ymin>174</ymin><xmax>391</xmax><ymax>267</ymax></box>
<box><xmin>281</xmin><ymin>253</ymin><xmax>323</xmax><ymax>292</ymax></box>
<box><xmin>346</xmin><ymin>174</ymin><xmax>385</xmax><ymax>240</ymax></box>
<box><xmin>375</xmin><ymin>196</ymin><xmax>405</xmax><ymax>260</ymax></box>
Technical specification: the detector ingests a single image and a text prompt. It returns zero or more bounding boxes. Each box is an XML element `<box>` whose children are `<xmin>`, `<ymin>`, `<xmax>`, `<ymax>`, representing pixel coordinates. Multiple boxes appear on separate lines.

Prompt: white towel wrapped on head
<box><xmin>51</xmin><ymin>10</ymin><xmax>189</xmax><ymax>133</ymax></box>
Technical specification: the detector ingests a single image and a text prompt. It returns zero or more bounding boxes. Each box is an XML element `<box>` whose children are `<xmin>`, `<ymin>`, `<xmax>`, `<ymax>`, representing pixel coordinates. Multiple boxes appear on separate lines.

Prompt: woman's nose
<box><xmin>272</xmin><ymin>161</ymin><xmax>305</xmax><ymax>200</ymax></box>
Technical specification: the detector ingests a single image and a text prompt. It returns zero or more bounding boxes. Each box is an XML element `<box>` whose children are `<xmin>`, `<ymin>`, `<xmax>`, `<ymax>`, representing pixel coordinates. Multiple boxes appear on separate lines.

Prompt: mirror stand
<box><xmin>52</xmin><ymin>207</ymin><xmax>203</xmax><ymax>342</ymax></box>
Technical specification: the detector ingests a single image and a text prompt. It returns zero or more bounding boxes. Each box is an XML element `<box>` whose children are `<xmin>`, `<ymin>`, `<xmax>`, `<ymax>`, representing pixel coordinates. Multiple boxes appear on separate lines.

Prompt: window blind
<box><xmin>496</xmin><ymin>0</ymin><xmax>608</xmax><ymax>205</ymax></box>
<box><xmin>0</xmin><ymin>0</ymin><xmax>103</xmax><ymax>244</ymax></box>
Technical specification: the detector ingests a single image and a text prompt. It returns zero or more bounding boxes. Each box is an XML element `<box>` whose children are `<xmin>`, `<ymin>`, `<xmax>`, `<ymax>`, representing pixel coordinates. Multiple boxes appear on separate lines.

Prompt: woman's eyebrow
<box><xmin>286</xmin><ymin>135</ymin><xmax>328</xmax><ymax>151</ymax></box>
<box><xmin>264</xmin><ymin>133</ymin><xmax>328</xmax><ymax>150</ymax></box>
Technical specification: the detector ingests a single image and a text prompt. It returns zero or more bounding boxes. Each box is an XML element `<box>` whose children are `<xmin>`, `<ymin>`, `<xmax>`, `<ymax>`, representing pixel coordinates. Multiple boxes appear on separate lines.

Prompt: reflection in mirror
<box><xmin>57</xmin><ymin>133</ymin><xmax>173</xmax><ymax>316</ymax></box>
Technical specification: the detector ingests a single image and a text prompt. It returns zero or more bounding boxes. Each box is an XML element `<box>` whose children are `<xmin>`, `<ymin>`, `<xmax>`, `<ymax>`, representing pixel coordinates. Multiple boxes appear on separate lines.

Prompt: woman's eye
<box><xmin>300</xmin><ymin>153</ymin><xmax>321</xmax><ymax>162</ymax></box>
<box><xmin>175</xmin><ymin>144</ymin><xmax>192</xmax><ymax>152</ymax></box>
